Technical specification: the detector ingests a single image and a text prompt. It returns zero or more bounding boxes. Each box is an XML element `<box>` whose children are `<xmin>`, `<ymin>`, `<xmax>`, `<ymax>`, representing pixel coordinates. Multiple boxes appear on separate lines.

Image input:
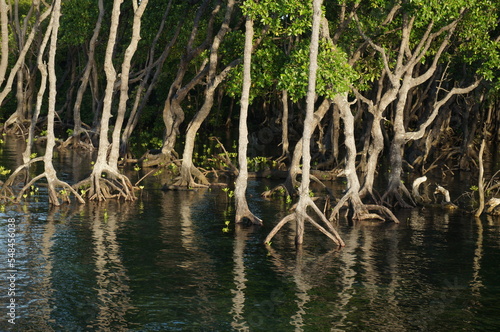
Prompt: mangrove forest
<box><xmin>0</xmin><ymin>0</ymin><xmax>500</xmax><ymax>247</ymax></box>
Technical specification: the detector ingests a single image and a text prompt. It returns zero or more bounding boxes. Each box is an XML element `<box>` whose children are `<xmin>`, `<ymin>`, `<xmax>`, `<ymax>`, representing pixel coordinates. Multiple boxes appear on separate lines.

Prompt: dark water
<box><xmin>0</xmin><ymin>138</ymin><xmax>500</xmax><ymax>331</ymax></box>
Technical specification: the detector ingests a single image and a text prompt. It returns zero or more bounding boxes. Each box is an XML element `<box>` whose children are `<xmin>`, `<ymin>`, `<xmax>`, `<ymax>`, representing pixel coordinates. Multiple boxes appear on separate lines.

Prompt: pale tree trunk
<box><xmin>120</xmin><ymin>0</ymin><xmax>181</xmax><ymax>157</ymax></box>
<box><xmin>234</xmin><ymin>16</ymin><xmax>262</xmax><ymax>225</ymax></box>
<box><xmin>9</xmin><ymin>0</ymin><xmax>42</xmax><ymax>133</ymax></box>
<box><xmin>475</xmin><ymin>138</ymin><xmax>486</xmax><ymax>217</ymax></box>
<box><xmin>64</xmin><ymin>0</ymin><xmax>104</xmax><ymax>149</ymax></box>
<box><xmin>174</xmin><ymin>100</ymin><xmax>214</xmax><ymax>189</ymax></box>
<box><xmin>174</xmin><ymin>0</ymin><xmax>237</xmax><ymax>188</ymax></box>
<box><xmin>22</xmin><ymin>8</ymin><xmax>54</xmax><ymax>164</ymax></box>
<box><xmin>262</xmin><ymin>99</ymin><xmax>330</xmax><ymax>198</ymax></box>
<box><xmin>0</xmin><ymin>0</ymin><xmax>9</xmax><ymax>87</ymax></box>
<box><xmin>383</xmin><ymin>78</ymin><xmax>416</xmax><ymax>207</ymax></box>
<box><xmin>276</xmin><ymin>90</ymin><xmax>290</xmax><ymax>163</ymax></box>
<box><xmin>355</xmin><ymin>72</ymin><xmax>399</xmax><ymax>200</ymax></box>
<box><xmin>266</xmin><ymin>0</ymin><xmax>344</xmax><ymax>247</ymax></box>
<box><xmin>354</xmin><ymin>7</ymin><xmax>472</xmax><ymax>207</ymax></box>
<box><xmin>360</xmin><ymin>10</ymin><xmax>469</xmax><ymax>207</ymax></box>
<box><xmin>108</xmin><ymin>0</ymin><xmax>149</xmax><ymax>168</ymax></box>
<box><xmin>286</xmin><ymin>99</ymin><xmax>330</xmax><ymax>192</ymax></box>
<box><xmin>76</xmin><ymin>0</ymin><xmax>134</xmax><ymax>201</ymax></box>
<box><xmin>154</xmin><ymin>0</ymin><xmax>217</xmax><ymax>165</ymax></box>
<box><xmin>330</xmin><ymin>93</ymin><xmax>387</xmax><ymax>222</ymax></box>
<box><xmin>93</xmin><ymin>0</ymin><xmax>122</xmax><ymax>177</ymax></box>
<box><xmin>1</xmin><ymin>0</ymin><xmax>51</xmax><ymax>131</ymax></box>
<box><xmin>75</xmin><ymin>0</ymin><xmax>150</xmax><ymax>201</ymax></box>
<box><xmin>382</xmin><ymin>75</ymin><xmax>480</xmax><ymax>207</ymax></box>
<box><xmin>44</xmin><ymin>0</ymin><xmax>69</xmax><ymax>204</ymax></box>
<box><xmin>4</xmin><ymin>0</ymin><xmax>84</xmax><ymax>205</ymax></box>
<box><xmin>12</xmin><ymin>0</ymin><xmax>28</xmax><ymax>127</ymax></box>
<box><xmin>332</xmin><ymin>103</ymin><xmax>340</xmax><ymax>165</ymax></box>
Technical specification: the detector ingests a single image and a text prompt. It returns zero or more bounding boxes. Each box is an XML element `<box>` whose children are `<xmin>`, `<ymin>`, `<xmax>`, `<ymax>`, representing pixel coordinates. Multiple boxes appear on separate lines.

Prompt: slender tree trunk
<box><xmin>382</xmin><ymin>79</ymin><xmax>415</xmax><ymax>207</ymax></box>
<box><xmin>4</xmin><ymin>0</ymin><xmax>84</xmax><ymax>205</ymax></box>
<box><xmin>81</xmin><ymin>0</ymin><xmax>134</xmax><ymax>201</ymax></box>
<box><xmin>294</xmin><ymin>0</ymin><xmax>321</xmax><ymax>242</ymax></box>
<box><xmin>330</xmin><ymin>93</ymin><xmax>395</xmax><ymax>223</ymax></box>
<box><xmin>44</xmin><ymin>0</ymin><xmax>65</xmax><ymax>204</ymax></box>
<box><xmin>266</xmin><ymin>0</ymin><xmax>344</xmax><ymax>247</ymax></box>
<box><xmin>332</xmin><ymin>103</ymin><xmax>340</xmax><ymax>165</ymax></box>
<box><xmin>355</xmin><ymin>73</ymin><xmax>399</xmax><ymax>200</ymax></box>
<box><xmin>174</xmin><ymin>0</ymin><xmax>236</xmax><ymax>187</ymax></box>
<box><xmin>475</xmin><ymin>138</ymin><xmax>486</xmax><ymax>217</ymax></box>
<box><xmin>234</xmin><ymin>16</ymin><xmax>262</xmax><ymax>225</ymax></box>
<box><xmin>22</xmin><ymin>7</ymin><xmax>53</xmax><ymax>164</ymax></box>
<box><xmin>108</xmin><ymin>0</ymin><xmax>149</xmax><ymax>168</ymax></box>
<box><xmin>69</xmin><ymin>0</ymin><xmax>104</xmax><ymax>148</ymax></box>
<box><xmin>277</xmin><ymin>90</ymin><xmax>290</xmax><ymax>162</ymax></box>
<box><xmin>156</xmin><ymin>0</ymin><xmax>216</xmax><ymax>163</ymax></box>
<box><xmin>284</xmin><ymin>99</ymin><xmax>330</xmax><ymax>195</ymax></box>
<box><xmin>94</xmin><ymin>0</ymin><xmax>122</xmax><ymax>174</ymax></box>
<box><xmin>0</xmin><ymin>0</ymin><xmax>8</xmax><ymax>86</ymax></box>
<box><xmin>360</xmin><ymin>111</ymin><xmax>384</xmax><ymax>199</ymax></box>
<box><xmin>1</xmin><ymin>0</ymin><xmax>51</xmax><ymax>126</ymax></box>
<box><xmin>332</xmin><ymin>94</ymin><xmax>376</xmax><ymax>221</ymax></box>
<box><xmin>120</xmin><ymin>0</ymin><xmax>181</xmax><ymax>156</ymax></box>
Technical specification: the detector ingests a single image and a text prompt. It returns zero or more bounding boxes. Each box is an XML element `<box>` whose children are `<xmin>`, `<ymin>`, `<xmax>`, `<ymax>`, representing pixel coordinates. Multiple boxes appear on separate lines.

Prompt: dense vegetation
<box><xmin>0</xmin><ymin>0</ymin><xmax>499</xmax><ymax>245</ymax></box>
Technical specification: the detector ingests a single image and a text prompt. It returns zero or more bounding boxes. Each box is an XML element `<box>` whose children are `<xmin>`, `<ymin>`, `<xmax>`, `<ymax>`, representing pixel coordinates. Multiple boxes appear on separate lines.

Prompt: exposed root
<box><xmin>165</xmin><ymin>163</ymin><xmax>209</xmax><ymax>190</ymax></box>
<box><xmin>364</xmin><ymin>204</ymin><xmax>400</xmax><ymax>223</ymax></box>
<box><xmin>434</xmin><ymin>184</ymin><xmax>458</xmax><ymax>210</ymax></box>
<box><xmin>261</xmin><ymin>183</ymin><xmax>292</xmax><ymax>199</ymax></box>
<box><xmin>260</xmin><ymin>169</ymin><xmax>336</xmax><ymax>199</ymax></box>
<box><xmin>485</xmin><ymin>198</ymin><xmax>500</xmax><ymax>215</ymax></box>
<box><xmin>0</xmin><ymin>157</ymin><xmax>84</xmax><ymax>205</ymax></box>
<box><xmin>235</xmin><ymin>200</ymin><xmax>262</xmax><ymax>225</ymax></box>
<box><xmin>381</xmin><ymin>181</ymin><xmax>415</xmax><ymax>208</ymax></box>
<box><xmin>0</xmin><ymin>157</ymin><xmax>44</xmax><ymax>201</ymax></box>
<box><xmin>330</xmin><ymin>189</ymin><xmax>393</xmax><ymax>223</ymax></box>
<box><xmin>265</xmin><ymin>196</ymin><xmax>344</xmax><ymax>247</ymax></box>
<box><xmin>58</xmin><ymin>131</ymin><xmax>95</xmax><ymax>151</ymax></box>
<box><xmin>359</xmin><ymin>187</ymin><xmax>382</xmax><ymax>205</ymax></box>
<box><xmin>412</xmin><ymin>176</ymin><xmax>429</xmax><ymax>204</ymax></box>
<box><xmin>17</xmin><ymin>172</ymin><xmax>85</xmax><ymax>205</ymax></box>
<box><xmin>1</xmin><ymin>156</ymin><xmax>44</xmax><ymax>188</ymax></box>
<box><xmin>73</xmin><ymin>167</ymin><xmax>136</xmax><ymax>201</ymax></box>
<box><xmin>3</xmin><ymin>114</ymin><xmax>29</xmax><ymax>136</ymax></box>
<box><xmin>141</xmin><ymin>150</ymin><xmax>176</xmax><ymax>168</ymax></box>
<box><xmin>329</xmin><ymin>189</ymin><xmax>353</xmax><ymax>221</ymax></box>
<box><xmin>210</xmin><ymin>136</ymin><xmax>238</xmax><ymax>174</ymax></box>
<box><xmin>274</xmin><ymin>151</ymin><xmax>289</xmax><ymax>165</ymax></box>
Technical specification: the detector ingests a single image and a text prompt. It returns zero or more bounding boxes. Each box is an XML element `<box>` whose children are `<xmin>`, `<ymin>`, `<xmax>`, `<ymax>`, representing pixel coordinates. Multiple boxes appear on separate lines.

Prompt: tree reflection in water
<box><xmin>90</xmin><ymin>202</ymin><xmax>135</xmax><ymax>330</ymax></box>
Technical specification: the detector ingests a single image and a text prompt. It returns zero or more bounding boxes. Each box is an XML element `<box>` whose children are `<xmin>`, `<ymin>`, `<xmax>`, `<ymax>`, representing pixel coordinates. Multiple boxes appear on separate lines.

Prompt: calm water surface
<box><xmin>0</xmin><ymin>138</ymin><xmax>499</xmax><ymax>331</ymax></box>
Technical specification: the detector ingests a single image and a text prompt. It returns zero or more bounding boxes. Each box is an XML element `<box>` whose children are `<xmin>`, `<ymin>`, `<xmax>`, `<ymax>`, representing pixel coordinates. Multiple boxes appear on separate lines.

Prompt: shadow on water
<box><xmin>0</xmin><ymin>139</ymin><xmax>499</xmax><ymax>331</ymax></box>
